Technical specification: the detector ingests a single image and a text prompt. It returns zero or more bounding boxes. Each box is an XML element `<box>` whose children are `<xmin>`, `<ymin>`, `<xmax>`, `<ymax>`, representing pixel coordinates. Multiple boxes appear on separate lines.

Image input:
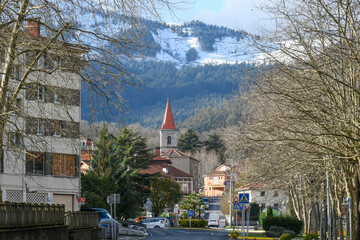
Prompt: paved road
<box><xmin>144</xmin><ymin>228</ymin><xmax>229</xmax><ymax>240</ymax></box>
<box><xmin>204</xmin><ymin>197</ymin><xmax>225</xmax><ymax>221</ymax></box>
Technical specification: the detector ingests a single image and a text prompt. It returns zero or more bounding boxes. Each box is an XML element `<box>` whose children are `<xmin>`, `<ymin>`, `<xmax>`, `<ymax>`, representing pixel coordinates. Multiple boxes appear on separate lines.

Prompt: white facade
<box><xmin>236</xmin><ymin>188</ymin><xmax>288</xmax><ymax>214</ymax></box>
<box><xmin>159</xmin><ymin>128</ymin><xmax>179</xmax><ymax>153</ymax></box>
<box><xmin>1</xmin><ymin>50</ymin><xmax>82</xmax><ymax>212</ymax></box>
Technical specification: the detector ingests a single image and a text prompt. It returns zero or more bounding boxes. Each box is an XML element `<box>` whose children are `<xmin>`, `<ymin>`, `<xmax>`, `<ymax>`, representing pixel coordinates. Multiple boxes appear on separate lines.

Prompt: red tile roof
<box><xmin>161</xmin><ymin>149</ymin><xmax>199</xmax><ymax>162</ymax></box>
<box><xmin>236</xmin><ymin>181</ymin><xmax>284</xmax><ymax>191</ymax></box>
<box><xmin>81</xmin><ymin>150</ymin><xmax>92</xmax><ymax>161</ymax></box>
<box><xmin>205</xmin><ymin>170</ymin><xmax>226</xmax><ymax>177</ymax></box>
<box><xmin>161</xmin><ymin>98</ymin><xmax>176</xmax><ymax>130</ymax></box>
<box><xmin>140</xmin><ymin>164</ymin><xmax>193</xmax><ymax>178</ymax></box>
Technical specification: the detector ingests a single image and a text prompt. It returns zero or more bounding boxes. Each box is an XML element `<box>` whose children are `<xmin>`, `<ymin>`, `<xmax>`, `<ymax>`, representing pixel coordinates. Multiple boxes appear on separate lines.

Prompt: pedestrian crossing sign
<box><xmin>233</xmin><ymin>203</ymin><xmax>241</xmax><ymax>210</ymax></box>
<box><xmin>239</xmin><ymin>193</ymin><xmax>250</xmax><ymax>203</ymax></box>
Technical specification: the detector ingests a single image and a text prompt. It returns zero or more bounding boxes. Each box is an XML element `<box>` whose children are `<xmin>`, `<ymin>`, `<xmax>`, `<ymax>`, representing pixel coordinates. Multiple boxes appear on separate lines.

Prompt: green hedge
<box><xmin>263</xmin><ymin>216</ymin><xmax>303</xmax><ymax>235</ymax></box>
<box><xmin>179</xmin><ymin>219</ymin><xmax>208</xmax><ymax>227</ymax></box>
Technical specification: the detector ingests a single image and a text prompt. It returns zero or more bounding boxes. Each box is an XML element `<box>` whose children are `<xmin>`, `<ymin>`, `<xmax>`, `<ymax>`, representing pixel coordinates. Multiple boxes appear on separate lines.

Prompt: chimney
<box><xmin>162</xmin><ymin>168</ymin><xmax>168</xmax><ymax>174</ymax></box>
<box><xmin>27</xmin><ymin>20</ymin><xmax>40</xmax><ymax>38</ymax></box>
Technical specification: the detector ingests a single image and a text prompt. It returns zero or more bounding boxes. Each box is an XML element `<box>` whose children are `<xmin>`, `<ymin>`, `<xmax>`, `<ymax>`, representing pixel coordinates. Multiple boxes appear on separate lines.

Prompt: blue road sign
<box><xmin>187</xmin><ymin>210</ymin><xmax>194</xmax><ymax>217</ymax></box>
<box><xmin>239</xmin><ymin>193</ymin><xmax>250</xmax><ymax>203</ymax></box>
<box><xmin>233</xmin><ymin>203</ymin><xmax>242</xmax><ymax>210</ymax></box>
<box><xmin>349</xmin><ymin>197</ymin><xmax>351</xmax><ymax>209</ymax></box>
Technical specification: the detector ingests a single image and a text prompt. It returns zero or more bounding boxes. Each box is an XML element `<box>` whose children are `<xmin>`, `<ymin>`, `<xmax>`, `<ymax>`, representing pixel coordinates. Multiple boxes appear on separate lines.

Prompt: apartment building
<box><xmin>0</xmin><ymin>21</ymin><xmax>84</xmax><ymax>211</ymax></box>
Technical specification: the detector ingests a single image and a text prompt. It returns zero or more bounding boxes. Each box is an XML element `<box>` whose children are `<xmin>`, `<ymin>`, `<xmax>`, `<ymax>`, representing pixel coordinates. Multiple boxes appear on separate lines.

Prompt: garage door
<box><xmin>53</xmin><ymin>194</ymin><xmax>73</xmax><ymax>212</ymax></box>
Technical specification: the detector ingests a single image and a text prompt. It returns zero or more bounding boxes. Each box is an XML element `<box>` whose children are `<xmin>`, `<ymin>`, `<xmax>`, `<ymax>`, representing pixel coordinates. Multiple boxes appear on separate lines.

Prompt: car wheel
<box><xmin>154</xmin><ymin>226</ymin><xmax>160</xmax><ymax>229</ymax></box>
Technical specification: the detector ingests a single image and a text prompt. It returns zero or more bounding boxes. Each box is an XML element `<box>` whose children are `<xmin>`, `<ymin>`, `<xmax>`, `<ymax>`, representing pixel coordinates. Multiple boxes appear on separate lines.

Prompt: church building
<box><xmin>140</xmin><ymin>99</ymin><xmax>199</xmax><ymax>193</ymax></box>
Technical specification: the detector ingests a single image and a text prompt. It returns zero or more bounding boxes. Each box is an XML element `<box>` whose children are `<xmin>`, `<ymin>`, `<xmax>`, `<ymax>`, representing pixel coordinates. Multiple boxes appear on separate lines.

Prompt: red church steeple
<box><xmin>161</xmin><ymin>98</ymin><xmax>176</xmax><ymax>130</ymax></box>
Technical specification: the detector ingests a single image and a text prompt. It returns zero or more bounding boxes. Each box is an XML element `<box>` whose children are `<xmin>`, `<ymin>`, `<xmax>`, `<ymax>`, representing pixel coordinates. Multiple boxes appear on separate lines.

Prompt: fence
<box><xmin>65</xmin><ymin>211</ymin><xmax>99</xmax><ymax>230</ymax></box>
<box><xmin>0</xmin><ymin>202</ymin><xmax>65</xmax><ymax>228</ymax></box>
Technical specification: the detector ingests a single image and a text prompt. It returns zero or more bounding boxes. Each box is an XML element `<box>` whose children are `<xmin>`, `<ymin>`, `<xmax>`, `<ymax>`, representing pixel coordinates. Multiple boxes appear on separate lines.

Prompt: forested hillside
<box><xmin>81</xmin><ymin>18</ymin><xmax>259</xmax><ymax>129</ymax></box>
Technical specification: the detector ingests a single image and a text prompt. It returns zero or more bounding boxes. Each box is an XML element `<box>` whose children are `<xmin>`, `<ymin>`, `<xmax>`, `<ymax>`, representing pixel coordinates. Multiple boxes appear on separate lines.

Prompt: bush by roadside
<box><xmin>263</xmin><ymin>216</ymin><xmax>303</xmax><ymax>235</ymax></box>
<box><xmin>179</xmin><ymin>219</ymin><xmax>208</xmax><ymax>227</ymax></box>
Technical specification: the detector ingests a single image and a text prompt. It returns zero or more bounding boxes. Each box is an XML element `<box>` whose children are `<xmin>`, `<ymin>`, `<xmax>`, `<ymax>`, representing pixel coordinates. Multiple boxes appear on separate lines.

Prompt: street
<box><xmin>144</xmin><ymin>228</ymin><xmax>229</xmax><ymax>240</ymax></box>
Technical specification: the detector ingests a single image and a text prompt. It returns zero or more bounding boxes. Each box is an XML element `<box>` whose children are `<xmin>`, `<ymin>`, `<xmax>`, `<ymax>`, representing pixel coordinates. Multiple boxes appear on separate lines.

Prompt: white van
<box><xmin>139</xmin><ymin>217</ymin><xmax>166</xmax><ymax>229</ymax></box>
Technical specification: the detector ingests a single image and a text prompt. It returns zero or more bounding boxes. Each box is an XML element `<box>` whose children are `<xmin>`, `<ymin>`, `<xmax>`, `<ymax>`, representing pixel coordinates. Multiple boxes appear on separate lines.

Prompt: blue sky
<box><xmin>163</xmin><ymin>0</ymin><xmax>272</xmax><ymax>34</ymax></box>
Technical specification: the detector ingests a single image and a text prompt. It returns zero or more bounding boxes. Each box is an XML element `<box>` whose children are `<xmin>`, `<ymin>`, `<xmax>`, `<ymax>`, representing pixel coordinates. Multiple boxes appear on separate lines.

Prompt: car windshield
<box><xmin>203</xmin><ymin>198</ymin><xmax>209</xmax><ymax>202</ymax></box>
<box><xmin>99</xmin><ymin>211</ymin><xmax>112</xmax><ymax>219</ymax></box>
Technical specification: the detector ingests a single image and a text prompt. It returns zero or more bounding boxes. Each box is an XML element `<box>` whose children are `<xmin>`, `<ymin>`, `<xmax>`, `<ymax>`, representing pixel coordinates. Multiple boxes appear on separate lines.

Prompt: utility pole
<box><xmin>326</xmin><ymin>159</ymin><xmax>331</xmax><ymax>240</ymax></box>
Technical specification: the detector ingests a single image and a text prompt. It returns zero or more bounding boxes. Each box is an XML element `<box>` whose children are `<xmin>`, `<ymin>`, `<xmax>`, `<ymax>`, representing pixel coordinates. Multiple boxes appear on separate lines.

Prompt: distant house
<box><xmin>80</xmin><ymin>137</ymin><xmax>93</xmax><ymax>174</ymax></box>
<box><xmin>203</xmin><ymin>165</ymin><xmax>230</xmax><ymax>197</ymax></box>
<box><xmin>235</xmin><ymin>182</ymin><xmax>288</xmax><ymax>213</ymax></box>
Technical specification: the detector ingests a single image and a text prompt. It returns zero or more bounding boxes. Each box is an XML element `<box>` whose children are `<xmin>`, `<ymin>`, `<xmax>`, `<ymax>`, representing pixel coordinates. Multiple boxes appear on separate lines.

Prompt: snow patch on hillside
<box><xmin>149</xmin><ymin>28</ymin><xmax>260</xmax><ymax>66</ymax></box>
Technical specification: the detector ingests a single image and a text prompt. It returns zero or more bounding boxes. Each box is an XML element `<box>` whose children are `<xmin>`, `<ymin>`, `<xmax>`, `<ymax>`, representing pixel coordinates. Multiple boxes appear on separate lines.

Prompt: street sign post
<box><xmin>187</xmin><ymin>210</ymin><xmax>194</xmax><ymax>228</ymax></box>
<box><xmin>239</xmin><ymin>193</ymin><xmax>249</xmax><ymax>203</ymax></box>
<box><xmin>233</xmin><ymin>203</ymin><xmax>241</xmax><ymax>210</ymax></box>
<box><xmin>78</xmin><ymin>197</ymin><xmax>86</xmax><ymax>205</ymax></box>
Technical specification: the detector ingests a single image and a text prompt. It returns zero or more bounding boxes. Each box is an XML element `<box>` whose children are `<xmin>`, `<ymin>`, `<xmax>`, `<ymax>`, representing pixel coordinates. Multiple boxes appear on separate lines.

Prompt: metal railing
<box><xmin>0</xmin><ymin>202</ymin><xmax>65</xmax><ymax>228</ymax></box>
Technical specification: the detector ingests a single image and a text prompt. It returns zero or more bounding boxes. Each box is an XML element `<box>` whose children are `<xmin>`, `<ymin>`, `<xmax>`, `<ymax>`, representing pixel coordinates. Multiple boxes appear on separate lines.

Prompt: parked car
<box><xmin>139</xmin><ymin>217</ymin><xmax>166</xmax><ymax>229</ymax></box>
<box><xmin>165</xmin><ymin>217</ymin><xmax>174</xmax><ymax>227</ymax></box>
<box><xmin>135</xmin><ymin>216</ymin><xmax>147</xmax><ymax>222</ymax></box>
<box><xmin>208</xmin><ymin>219</ymin><xmax>219</xmax><ymax>227</ymax></box>
<box><xmin>80</xmin><ymin>207</ymin><xmax>113</xmax><ymax>221</ymax></box>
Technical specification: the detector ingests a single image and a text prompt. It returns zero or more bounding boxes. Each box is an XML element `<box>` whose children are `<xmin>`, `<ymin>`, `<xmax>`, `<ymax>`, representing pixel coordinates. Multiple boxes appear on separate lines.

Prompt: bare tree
<box><xmin>225</xmin><ymin>0</ymin><xmax>360</xmax><ymax>237</ymax></box>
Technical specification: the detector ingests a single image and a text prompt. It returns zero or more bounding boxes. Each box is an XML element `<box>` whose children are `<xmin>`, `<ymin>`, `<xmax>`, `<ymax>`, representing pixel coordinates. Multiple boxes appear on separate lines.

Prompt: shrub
<box><xmin>267</xmin><ymin>205</ymin><xmax>273</xmax><ymax>217</ymax></box>
<box><xmin>178</xmin><ymin>219</ymin><xmax>207</xmax><ymax>227</ymax></box>
<box><xmin>263</xmin><ymin>216</ymin><xmax>303</xmax><ymax>235</ymax></box>
<box><xmin>266</xmin><ymin>226</ymin><xmax>285</xmax><ymax>237</ymax></box>
<box><xmin>304</xmin><ymin>233</ymin><xmax>319</xmax><ymax>240</ymax></box>
<box><xmin>280</xmin><ymin>233</ymin><xmax>292</xmax><ymax>240</ymax></box>
<box><xmin>259</xmin><ymin>212</ymin><xmax>267</xmax><ymax>225</ymax></box>
<box><xmin>229</xmin><ymin>230</ymin><xmax>240</xmax><ymax>239</ymax></box>
<box><xmin>283</xmin><ymin>230</ymin><xmax>296</xmax><ymax>237</ymax></box>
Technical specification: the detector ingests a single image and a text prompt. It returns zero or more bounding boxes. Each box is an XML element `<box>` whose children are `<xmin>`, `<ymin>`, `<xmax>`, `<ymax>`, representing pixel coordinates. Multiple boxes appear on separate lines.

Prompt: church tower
<box><xmin>160</xmin><ymin>99</ymin><xmax>179</xmax><ymax>153</ymax></box>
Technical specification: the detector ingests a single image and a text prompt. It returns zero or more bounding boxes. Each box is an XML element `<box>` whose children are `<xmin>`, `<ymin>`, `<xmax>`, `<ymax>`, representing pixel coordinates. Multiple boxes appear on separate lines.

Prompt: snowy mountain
<box><xmin>81</xmin><ymin>19</ymin><xmax>261</xmax><ymax>129</ymax></box>
<box><xmin>129</xmin><ymin>20</ymin><xmax>260</xmax><ymax>67</ymax></box>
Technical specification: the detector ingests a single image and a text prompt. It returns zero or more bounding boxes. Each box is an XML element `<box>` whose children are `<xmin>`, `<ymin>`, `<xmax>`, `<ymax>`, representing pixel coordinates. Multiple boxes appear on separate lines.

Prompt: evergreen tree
<box><xmin>204</xmin><ymin>132</ymin><xmax>226</xmax><ymax>164</ymax></box>
<box><xmin>150</xmin><ymin>178</ymin><xmax>183</xmax><ymax>217</ymax></box>
<box><xmin>178</xmin><ymin>128</ymin><xmax>202</xmax><ymax>153</ymax></box>
<box><xmin>180</xmin><ymin>192</ymin><xmax>204</xmax><ymax>219</ymax></box>
<box><xmin>88</xmin><ymin>125</ymin><xmax>156</xmax><ymax>219</ymax></box>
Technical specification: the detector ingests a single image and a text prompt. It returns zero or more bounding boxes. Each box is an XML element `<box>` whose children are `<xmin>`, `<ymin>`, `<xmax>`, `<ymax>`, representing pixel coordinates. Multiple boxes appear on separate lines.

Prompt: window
<box><xmin>52</xmin><ymin>153</ymin><xmax>75</xmax><ymax>176</ymax></box>
<box><xmin>36</xmin><ymin>119</ymin><xmax>45</xmax><ymax>135</ymax></box>
<box><xmin>167</xmin><ymin>136</ymin><xmax>171</xmax><ymax>145</ymax></box>
<box><xmin>260</xmin><ymin>191</ymin><xmax>265</xmax><ymax>197</ymax></box>
<box><xmin>54</xmin><ymin>91</ymin><xmax>60</xmax><ymax>104</ymax></box>
<box><xmin>182</xmin><ymin>183</ymin><xmax>188</xmax><ymax>193</ymax></box>
<box><xmin>37</xmin><ymin>54</ymin><xmax>45</xmax><ymax>68</ymax></box>
<box><xmin>274</xmin><ymin>191</ymin><xmax>279</xmax><ymax>197</ymax></box>
<box><xmin>8</xmin><ymin>132</ymin><xmax>22</xmax><ymax>148</ymax></box>
<box><xmin>37</xmin><ymin>86</ymin><xmax>46</xmax><ymax>101</ymax></box>
<box><xmin>26</xmin><ymin>152</ymin><xmax>45</xmax><ymax>174</ymax></box>
<box><xmin>11</xmin><ymin>65</ymin><xmax>20</xmax><ymax>81</ymax></box>
<box><xmin>52</xmin><ymin>121</ymin><xmax>62</xmax><ymax>137</ymax></box>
